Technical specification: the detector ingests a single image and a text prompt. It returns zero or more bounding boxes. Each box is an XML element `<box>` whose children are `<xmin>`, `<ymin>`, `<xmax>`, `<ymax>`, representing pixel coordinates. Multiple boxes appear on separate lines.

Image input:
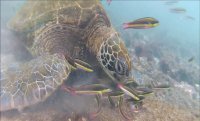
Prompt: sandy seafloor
<box><xmin>1</xmin><ymin>30</ymin><xmax>200</xmax><ymax>120</ymax></box>
<box><xmin>0</xmin><ymin>84</ymin><xmax>199</xmax><ymax>121</ymax></box>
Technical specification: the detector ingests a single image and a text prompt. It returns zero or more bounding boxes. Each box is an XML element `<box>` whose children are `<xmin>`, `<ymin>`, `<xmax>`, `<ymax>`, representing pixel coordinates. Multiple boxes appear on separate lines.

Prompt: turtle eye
<box><xmin>115</xmin><ymin>60</ymin><xmax>125</xmax><ymax>75</ymax></box>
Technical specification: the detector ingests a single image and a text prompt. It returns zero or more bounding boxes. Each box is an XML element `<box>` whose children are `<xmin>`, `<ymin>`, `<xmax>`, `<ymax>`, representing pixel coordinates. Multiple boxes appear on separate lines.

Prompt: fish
<box><xmin>185</xmin><ymin>15</ymin><xmax>195</xmax><ymax>21</ymax></box>
<box><xmin>124</xmin><ymin>78</ymin><xmax>139</xmax><ymax>87</ymax></box>
<box><xmin>119</xmin><ymin>96</ymin><xmax>132</xmax><ymax>120</ymax></box>
<box><xmin>170</xmin><ymin>7</ymin><xmax>186</xmax><ymax>14</ymax></box>
<box><xmin>75</xmin><ymin>84</ymin><xmax>111</xmax><ymax>95</ymax></box>
<box><xmin>153</xmin><ymin>84</ymin><xmax>170</xmax><ymax>89</ymax></box>
<box><xmin>123</xmin><ymin>17</ymin><xmax>159</xmax><ymax>29</ymax></box>
<box><xmin>188</xmin><ymin>56</ymin><xmax>195</xmax><ymax>62</ymax></box>
<box><xmin>135</xmin><ymin>87</ymin><xmax>153</xmax><ymax>96</ymax></box>
<box><xmin>74</xmin><ymin>59</ymin><xmax>93</xmax><ymax>72</ymax></box>
<box><xmin>118</xmin><ymin>84</ymin><xmax>140</xmax><ymax>101</ymax></box>
<box><xmin>107</xmin><ymin>0</ymin><xmax>112</xmax><ymax>5</ymax></box>
<box><xmin>165</xmin><ymin>0</ymin><xmax>178</xmax><ymax>5</ymax></box>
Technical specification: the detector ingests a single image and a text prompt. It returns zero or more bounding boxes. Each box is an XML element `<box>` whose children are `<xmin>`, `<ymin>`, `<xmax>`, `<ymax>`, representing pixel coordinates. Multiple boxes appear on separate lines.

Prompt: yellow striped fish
<box><xmin>123</xmin><ymin>17</ymin><xmax>159</xmax><ymax>29</ymax></box>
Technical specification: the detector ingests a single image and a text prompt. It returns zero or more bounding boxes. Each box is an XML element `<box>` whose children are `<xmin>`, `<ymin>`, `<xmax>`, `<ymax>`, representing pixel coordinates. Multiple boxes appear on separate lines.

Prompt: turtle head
<box><xmin>97</xmin><ymin>32</ymin><xmax>132</xmax><ymax>83</ymax></box>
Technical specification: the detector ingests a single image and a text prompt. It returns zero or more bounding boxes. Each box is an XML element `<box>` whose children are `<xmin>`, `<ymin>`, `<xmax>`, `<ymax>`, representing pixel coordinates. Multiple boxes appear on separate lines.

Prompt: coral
<box><xmin>159</xmin><ymin>60</ymin><xmax>170</xmax><ymax>74</ymax></box>
<box><xmin>176</xmin><ymin>69</ymin><xmax>191</xmax><ymax>82</ymax></box>
<box><xmin>134</xmin><ymin>45</ymin><xmax>144</xmax><ymax>58</ymax></box>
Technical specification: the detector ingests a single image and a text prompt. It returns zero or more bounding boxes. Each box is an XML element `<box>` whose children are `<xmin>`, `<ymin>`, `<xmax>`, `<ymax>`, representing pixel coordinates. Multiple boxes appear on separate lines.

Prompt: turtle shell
<box><xmin>1</xmin><ymin>0</ymin><xmax>111</xmax><ymax>111</ymax></box>
<box><xmin>8</xmin><ymin>0</ymin><xmax>111</xmax><ymax>53</ymax></box>
<box><xmin>8</xmin><ymin>0</ymin><xmax>106</xmax><ymax>34</ymax></box>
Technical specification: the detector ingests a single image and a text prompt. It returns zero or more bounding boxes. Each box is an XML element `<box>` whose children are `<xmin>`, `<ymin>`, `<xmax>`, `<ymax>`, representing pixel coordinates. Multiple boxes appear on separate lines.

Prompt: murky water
<box><xmin>1</xmin><ymin>0</ymin><xmax>199</xmax><ymax>121</ymax></box>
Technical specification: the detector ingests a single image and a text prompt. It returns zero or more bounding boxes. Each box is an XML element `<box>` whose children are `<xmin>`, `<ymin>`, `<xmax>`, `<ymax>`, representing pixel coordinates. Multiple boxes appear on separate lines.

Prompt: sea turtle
<box><xmin>1</xmin><ymin>0</ymin><xmax>154</xmax><ymax>119</ymax></box>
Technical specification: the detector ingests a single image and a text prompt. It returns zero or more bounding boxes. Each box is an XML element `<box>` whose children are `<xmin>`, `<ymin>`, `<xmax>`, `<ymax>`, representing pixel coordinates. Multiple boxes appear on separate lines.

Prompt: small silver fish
<box><xmin>170</xmin><ymin>7</ymin><xmax>186</xmax><ymax>14</ymax></box>
<box><xmin>188</xmin><ymin>56</ymin><xmax>195</xmax><ymax>62</ymax></box>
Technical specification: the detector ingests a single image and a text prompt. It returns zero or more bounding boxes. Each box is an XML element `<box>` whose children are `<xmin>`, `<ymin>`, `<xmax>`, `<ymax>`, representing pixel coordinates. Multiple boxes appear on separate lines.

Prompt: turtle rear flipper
<box><xmin>0</xmin><ymin>54</ymin><xmax>71</xmax><ymax>111</ymax></box>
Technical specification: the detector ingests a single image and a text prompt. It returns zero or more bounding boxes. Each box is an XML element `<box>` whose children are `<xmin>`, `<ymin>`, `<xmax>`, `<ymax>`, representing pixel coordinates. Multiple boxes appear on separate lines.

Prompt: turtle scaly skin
<box><xmin>1</xmin><ymin>0</ymin><xmax>133</xmax><ymax>116</ymax></box>
<box><xmin>1</xmin><ymin>54</ymin><xmax>70</xmax><ymax>111</ymax></box>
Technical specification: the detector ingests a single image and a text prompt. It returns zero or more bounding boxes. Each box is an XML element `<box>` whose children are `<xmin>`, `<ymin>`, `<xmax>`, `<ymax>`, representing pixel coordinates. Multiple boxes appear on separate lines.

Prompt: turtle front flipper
<box><xmin>0</xmin><ymin>54</ymin><xmax>71</xmax><ymax>112</ymax></box>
